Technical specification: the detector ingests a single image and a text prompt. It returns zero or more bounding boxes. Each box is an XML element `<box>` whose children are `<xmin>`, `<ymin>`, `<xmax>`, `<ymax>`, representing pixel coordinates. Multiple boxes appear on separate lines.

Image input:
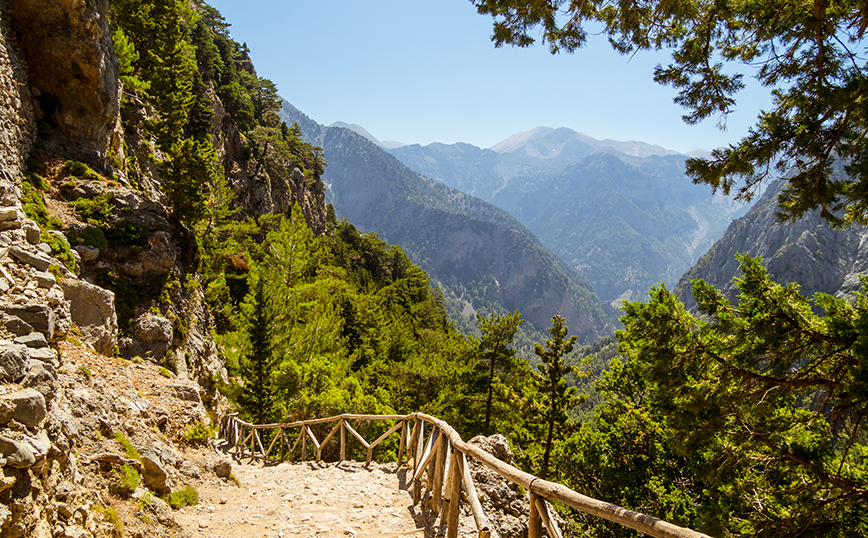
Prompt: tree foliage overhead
<box><xmin>472</xmin><ymin>0</ymin><xmax>868</xmax><ymax>226</ymax></box>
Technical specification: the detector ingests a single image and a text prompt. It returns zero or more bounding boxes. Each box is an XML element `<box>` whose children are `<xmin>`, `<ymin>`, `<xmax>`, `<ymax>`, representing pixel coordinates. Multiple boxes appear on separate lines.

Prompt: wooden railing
<box><xmin>220</xmin><ymin>412</ymin><xmax>712</xmax><ymax>538</ymax></box>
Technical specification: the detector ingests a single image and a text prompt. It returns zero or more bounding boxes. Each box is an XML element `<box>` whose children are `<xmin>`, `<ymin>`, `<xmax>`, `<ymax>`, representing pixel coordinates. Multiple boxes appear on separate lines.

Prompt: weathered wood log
<box><xmin>431</xmin><ymin>436</ymin><xmax>448</xmax><ymax>513</ymax></box>
<box><xmin>397</xmin><ymin>420</ymin><xmax>408</xmax><ymax>466</ymax></box>
<box><xmin>445</xmin><ymin>448</ymin><xmax>464</xmax><ymax>538</ymax></box>
<box><xmin>414</xmin><ymin>428</ymin><xmax>438</xmax><ymax>504</ymax></box>
<box><xmin>319</xmin><ymin>420</ymin><xmax>342</xmax><ymax>461</ymax></box>
<box><xmin>290</xmin><ymin>426</ymin><xmax>304</xmax><ymax>460</ymax></box>
<box><xmin>343</xmin><ymin>420</ymin><xmax>370</xmax><ymax>450</ymax></box>
<box><xmin>340</xmin><ymin>420</ymin><xmax>346</xmax><ymax>462</ymax></box>
<box><xmin>529</xmin><ymin>491</ymin><xmax>543</xmax><ymax>538</ymax></box>
<box><xmin>264</xmin><ymin>428</ymin><xmax>281</xmax><ymax>460</ymax></box>
<box><xmin>416</xmin><ymin>414</ymin><xmax>712</xmax><ymax>538</ymax></box>
<box><xmin>460</xmin><ymin>450</ymin><xmax>499</xmax><ymax>538</ymax></box>
<box><xmin>367</xmin><ymin>421</ymin><xmax>403</xmax><ymax>465</ymax></box>
<box><xmin>534</xmin><ymin>496</ymin><xmax>563</xmax><ymax>538</ymax></box>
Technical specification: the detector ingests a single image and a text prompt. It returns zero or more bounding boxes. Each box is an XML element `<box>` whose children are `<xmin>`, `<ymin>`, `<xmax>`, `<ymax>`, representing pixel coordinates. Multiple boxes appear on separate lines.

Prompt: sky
<box><xmin>205</xmin><ymin>0</ymin><xmax>772</xmax><ymax>154</ymax></box>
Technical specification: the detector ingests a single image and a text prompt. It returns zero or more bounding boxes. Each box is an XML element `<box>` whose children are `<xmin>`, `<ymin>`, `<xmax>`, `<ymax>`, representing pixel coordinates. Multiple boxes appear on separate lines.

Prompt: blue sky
<box><xmin>205</xmin><ymin>0</ymin><xmax>771</xmax><ymax>154</ymax></box>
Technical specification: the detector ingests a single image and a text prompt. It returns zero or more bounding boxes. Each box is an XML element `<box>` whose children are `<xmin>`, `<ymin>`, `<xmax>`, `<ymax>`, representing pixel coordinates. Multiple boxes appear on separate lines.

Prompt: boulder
<box><xmin>62</xmin><ymin>278</ymin><xmax>117</xmax><ymax>355</ymax></box>
<box><xmin>170</xmin><ymin>384</ymin><xmax>200</xmax><ymax>403</ymax></box>
<box><xmin>0</xmin><ymin>436</ymin><xmax>36</xmax><ymax>468</ymax></box>
<box><xmin>2</xmin><ymin>388</ymin><xmax>47</xmax><ymax>428</ymax></box>
<box><xmin>132</xmin><ymin>313</ymin><xmax>172</xmax><ymax>360</ymax></box>
<box><xmin>140</xmin><ymin>231</ymin><xmax>176</xmax><ymax>276</ymax></box>
<box><xmin>139</xmin><ymin>448</ymin><xmax>171</xmax><ymax>494</ymax></box>
<box><xmin>2</xmin><ymin>304</ymin><xmax>55</xmax><ymax>340</ymax></box>
<box><xmin>3</xmin><ymin>315</ymin><xmax>34</xmax><ymax>337</ymax></box>
<box><xmin>212</xmin><ymin>457</ymin><xmax>232</xmax><ymax>479</ymax></box>
<box><xmin>13</xmin><ymin>332</ymin><xmax>48</xmax><ymax>348</ymax></box>
<box><xmin>22</xmin><ymin>360</ymin><xmax>58</xmax><ymax>401</ymax></box>
<box><xmin>32</xmin><ymin>270</ymin><xmax>56</xmax><ymax>288</ymax></box>
<box><xmin>8</xmin><ymin>246</ymin><xmax>59</xmax><ymax>272</ymax></box>
<box><xmin>73</xmin><ymin>245</ymin><xmax>99</xmax><ymax>263</ymax></box>
<box><xmin>0</xmin><ymin>343</ymin><xmax>29</xmax><ymax>381</ymax></box>
<box><xmin>26</xmin><ymin>347</ymin><xmax>56</xmax><ymax>362</ymax></box>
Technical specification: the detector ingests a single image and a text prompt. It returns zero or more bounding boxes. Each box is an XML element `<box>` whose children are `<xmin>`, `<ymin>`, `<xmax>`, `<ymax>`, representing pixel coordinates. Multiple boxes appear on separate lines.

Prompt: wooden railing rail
<box><xmin>219</xmin><ymin>412</ymin><xmax>712</xmax><ymax>538</ymax></box>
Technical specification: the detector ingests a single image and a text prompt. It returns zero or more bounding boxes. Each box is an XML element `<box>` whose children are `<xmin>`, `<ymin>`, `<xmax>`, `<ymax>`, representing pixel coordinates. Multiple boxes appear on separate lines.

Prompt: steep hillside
<box><xmin>389</xmin><ymin>129</ymin><xmax>749</xmax><ymax>303</ymax></box>
<box><xmin>280</xmin><ymin>103</ymin><xmax>615</xmax><ymax>341</ymax></box>
<box><xmin>675</xmin><ymin>177</ymin><xmax>868</xmax><ymax>308</ymax></box>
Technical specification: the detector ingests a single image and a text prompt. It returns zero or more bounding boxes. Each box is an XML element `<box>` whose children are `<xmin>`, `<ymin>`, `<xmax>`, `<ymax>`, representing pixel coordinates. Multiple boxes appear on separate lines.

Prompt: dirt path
<box><xmin>175</xmin><ymin>460</ymin><xmax>477</xmax><ymax>538</ymax></box>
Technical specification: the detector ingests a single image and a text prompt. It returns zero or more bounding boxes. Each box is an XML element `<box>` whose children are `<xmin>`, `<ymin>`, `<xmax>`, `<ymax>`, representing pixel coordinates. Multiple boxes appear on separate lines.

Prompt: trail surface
<box><xmin>175</xmin><ymin>460</ymin><xmax>476</xmax><ymax>538</ymax></box>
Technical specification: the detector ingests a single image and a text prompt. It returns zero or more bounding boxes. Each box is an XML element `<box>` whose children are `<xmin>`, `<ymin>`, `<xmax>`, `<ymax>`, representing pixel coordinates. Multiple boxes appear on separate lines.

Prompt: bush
<box><xmin>112</xmin><ymin>463</ymin><xmax>140</xmax><ymax>496</ymax></box>
<box><xmin>41</xmin><ymin>231</ymin><xmax>76</xmax><ymax>272</ymax></box>
<box><xmin>183</xmin><ymin>421</ymin><xmax>215</xmax><ymax>445</ymax></box>
<box><xmin>114</xmin><ymin>431</ymin><xmax>141</xmax><ymax>460</ymax></box>
<box><xmin>77</xmin><ymin>365</ymin><xmax>92</xmax><ymax>378</ymax></box>
<box><xmin>65</xmin><ymin>160</ymin><xmax>102</xmax><ymax>181</ymax></box>
<box><xmin>93</xmin><ymin>505</ymin><xmax>125</xmax><ymax>537</ymax></box>
<box><xmin>72</xmin><ymin>193</ymin><xmax>113</xmax><ymax>223</ymax></box>
<box><xmin>165</xmin><ymin>485</ymin><xmax>198</xmax><ymax>509</ymax></box>
<box><xmin>67</xmin><ymin>226</ymin><xmax>108</xmax><ymax>251</ymax></box>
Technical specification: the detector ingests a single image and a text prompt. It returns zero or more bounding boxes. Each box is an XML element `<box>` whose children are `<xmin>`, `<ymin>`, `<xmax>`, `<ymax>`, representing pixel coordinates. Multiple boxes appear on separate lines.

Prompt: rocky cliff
<box><xmin>0</xmin><ymin>0</ymin><xmax>329</xmax><ymax>535</ymax></box>
<box><xmin>675</xmin><ymin>177</ymin><xmax>868</xmax><ymax>308</ymax></box>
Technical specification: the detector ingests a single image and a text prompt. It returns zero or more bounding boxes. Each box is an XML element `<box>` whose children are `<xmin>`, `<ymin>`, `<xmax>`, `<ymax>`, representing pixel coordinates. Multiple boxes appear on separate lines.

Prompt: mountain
<box><xmin>388</xmin><ymin>129</ymin><xmax>749</xmax><ymax>303</ymax></box>
<box><xmin>675</xmin><ymin>176</ymin><xmax>868</xmax><ymax>309</ymax></box>
<box><xmin>329</xmin><ymin>121</ymin><xmax>405</xmax><ymax>149</ymax></box>
<box><xmin>282</xmin><ymin>103</ymin><xmax>615</xmax><ymax>341</ymax></box>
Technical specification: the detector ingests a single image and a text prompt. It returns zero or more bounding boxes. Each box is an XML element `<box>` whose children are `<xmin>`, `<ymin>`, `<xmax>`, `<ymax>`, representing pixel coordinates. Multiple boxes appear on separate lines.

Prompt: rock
<box><xmin>22</xmin><ymin>431</ymin><xmax>50</xmax><ymax>461</ymax></box>
<box><xmin>2</xmin><ymin>388</ymin><xmax>47</xmax><ymax>428</ymax></box>
<box><xmin>32</xmin><ymin>270</ymin><xmax>56</xmax><ymax>288</ymax></box>
<box><xmin>178</xmin><ymin>460</ymin><xmax>201</xmax><ymax>479</ymax></box>
<box><xmin>62</xmin><ymin>278</ymin><xmax>117</xmax><ymax>355</ymax></box>
<box><xmin>0</xmin><ymin>343</ymin><xmax>29</xmax><ymax>381</ymax></box>
<box><xmin>3</xmin><ymin>315</ymin><xmax>34</xmax><ymax>337</ymax></box>
<box><xmin>8</xmin><ymin>246</ymin><xmax>59</xmax><ymax>272</ymax></box>
<box><xmin>13</xmin><ymin>332</ymin><xmax>48</xmax><ymax>348</ymax></box>
<box><xmin>0</xmin><ymin>436</ymin><xmax>36</xmax><ymax>468</ymax></box>
<box><xmin>22</xmin><ymin>360</ymin><xmax>58</xmax><ymax>401</ymax></box>
<box><xmin>2</xmin><ymin>304</ymin><xmax>55</xmax><ymax>340</ymax></box>
<box><xmin>468</xmin><ymin>434</ymin><xmax>513</xmax><ymax>465</ymax></box>
<box><xmin>140</xmin><ymin>231</ymin><xmax>177</xmax><ymax>275</ymax></box>
<box><xmin>119</xmin><ymin>260</ymin><xmax>143</xmax><ymax>278</ymax></box>
<box><xmin>26</xmin><ymin>347</ymin><xmax>56</xmax><ymax>362</ymax></box>
<box><xmin>132</xmin><ymin>313</ymin><xmax>172</xmax><ymax>360</ymax></box>
<box><xmin>170</xmin><ymin>384</ymin><xmax>201</xmax><ymax>403</ymax></box>
<box><xmin>0</xmin><ymin>500</ymin><xmax>10</xmax><ymax>527</ymax></box>
<box><xmin>212</xmin><ymin>457</ymin><xmax>232</xmax><ymax>478</ymax></box>
<box><xmin>73</xmin><ymin>245</ymin><xmax>98</xmax><ymax>263</ymax></box>
<box><xmin>139</xmin><ymin>448</ymin><xmax>171</xmax><ymax>494</ymax></box>
<box><xmin>22</xmin><ymin>221</ymin><xmax>40</xmax><ymax>245</ymax></box>
<box><xmin>0</xmin><ymin>206</ymin><xmax>19</xmax><ymax>222</ymax></box>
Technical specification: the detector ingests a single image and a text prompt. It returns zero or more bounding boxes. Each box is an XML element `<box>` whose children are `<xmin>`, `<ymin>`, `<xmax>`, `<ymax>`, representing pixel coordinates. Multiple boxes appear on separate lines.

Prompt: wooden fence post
<box><xmin>340</xmin><ymin>419</ymin><xmax>346</xmax><ymax>462</ymax></box>
<box><xmin>445</xmin><ymin>449</ymin><xmax>465</xmax><ymax>538</ymax></box>
<box><xmin>529</xmin><ymin>492</ymin><xmax>543</xmax><ymax>538</ymax></box>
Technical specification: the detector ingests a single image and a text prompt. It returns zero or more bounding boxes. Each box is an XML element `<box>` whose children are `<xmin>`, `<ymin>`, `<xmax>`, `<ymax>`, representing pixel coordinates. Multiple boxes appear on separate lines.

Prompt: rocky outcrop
<box><xmin>0</xmin><ymin>0</ymin><xmax>35</xmax><ymax>178</ymax></box>
<box><xmin>8</xmin><ymin>0</ymin><xmax>122</xmax><ymax>168</ymax></box>
<box><xmin>676</xmin><ymin>178</ymin><xmax>868</xmax><ymax>308</ymax></box>
<box><xmin>62</xmin><ymin>279</ymin><xmax>117</xmax><ymax>355</ymax></box>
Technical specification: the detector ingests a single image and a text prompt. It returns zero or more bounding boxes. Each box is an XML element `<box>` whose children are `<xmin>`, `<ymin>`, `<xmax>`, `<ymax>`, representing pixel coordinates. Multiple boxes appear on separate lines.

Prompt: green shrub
<box><xmin>113</xmin><ymin>463</ymin><xmax>140</xmax><ymax>496</ymax></box>
<box><xmin>21</xmin><ymin>177</ymin><xmax>49</xmax><ymax>227</ymax></box>
<box><xmin>67</xmin><ymin>226</ymin><xmax>108</xmax><ymax>251</ymax></box>
<box><xmin>65</xmin><ymin>160</ymin><xmax>102</xmax><ymax>181</ymax></box>
<box><xmin>165</xmin><ymin>485</ymin><xmax>198</xmax><ymax>509</ymax></box>
<box><xmin>77</xmin><ymin>365</ymin><xmax>92</xmax><ymax>378</ymax></box>
<box><xmin>113</xmin><ymin>431</ymin><xmax>141</xmax><ymax>460</ymax></box>
<box><xmin>72</xmin><ymin>193</ymin><xmax>113</xmax><ymax>223</ymax></box>
<box><xmin>41</xmin><ymin>231</ymin><xmax>76</xmax><ymax>272</ymax></box>
<box><xmin>158</xmin><ymin>367</ymin><xmax>172</xmax><ymax>378</ymax></box>
<box><xmin>104</xmin><ymin>219</ymin><xmax>149</xmax><ymax>248</ymax></box>
<box><xmin>93</xmin><ymin>505</ymin><xmax>125</xmax><ymax>536</ymax></box>
<box><xmin>182</xmin><ymin>421</ymin><xmax>215</xmax><ymax>445</ymax></box>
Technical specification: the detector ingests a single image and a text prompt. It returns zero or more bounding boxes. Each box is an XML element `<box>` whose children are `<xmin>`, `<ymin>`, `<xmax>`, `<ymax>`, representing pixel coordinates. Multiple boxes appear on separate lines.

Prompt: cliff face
<box><xmin>0</xmin><ymin>1</ymin><xmax>328</xmax><ymax>536</ymax></box>
<box><xmin>675</xmin><ymin>178</ymin><xmax>868</xmax><ymax>308</ymax></box>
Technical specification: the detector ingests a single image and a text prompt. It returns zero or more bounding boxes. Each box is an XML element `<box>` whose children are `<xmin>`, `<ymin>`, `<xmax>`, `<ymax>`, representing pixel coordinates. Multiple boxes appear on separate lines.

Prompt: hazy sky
<box><xmin>205</xmin><ymin>0</ymin><xmax>771</xmax><ymax>154</ymax></box>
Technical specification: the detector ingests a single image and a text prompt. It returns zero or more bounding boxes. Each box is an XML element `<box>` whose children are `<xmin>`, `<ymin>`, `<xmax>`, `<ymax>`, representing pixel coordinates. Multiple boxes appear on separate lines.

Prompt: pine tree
<box><xmin>237</xmin><ymin>273</ymin><xmax>277</xmax><ymax>425</ymax></box>
<box><xmin>535</xmin><ymin>312</ymin><xmax>580</xmax><ymax>480</ymax></box>
<box><xmin>476</xmin><ymin>309</ymin><xmax>525</xmax><ymax>433</ymax></box>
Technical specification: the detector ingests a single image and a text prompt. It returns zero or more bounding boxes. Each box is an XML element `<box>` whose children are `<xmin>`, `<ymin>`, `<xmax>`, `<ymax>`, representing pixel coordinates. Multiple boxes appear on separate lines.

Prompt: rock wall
<box><xmin>8</xmin><ymin>0</ymin><xmax>122</xmax><ymax>169</ymax></box>
<box><xmin>0</xmin><ymin>0</ymin><xmax>35</xmax><ymax>179</ymax></box>
<box><xmin>676</xmin><ymin>178</ymin><xmax>868</xmax><ymax>308</ymax></box>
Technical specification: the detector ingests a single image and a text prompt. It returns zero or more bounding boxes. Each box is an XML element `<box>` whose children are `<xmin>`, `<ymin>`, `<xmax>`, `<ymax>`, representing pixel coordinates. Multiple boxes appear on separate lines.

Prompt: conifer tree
<box><xmin>476</xmin><ymin>309</ymin><xmax>525</xmax><ymax>433</ymax></box>
<box><xmin>535</xmin><ymin>312</ymin><xmax>579</xmax><ymax>480</ymax></box>
<box><xmin>237</xmin><ymin>273</ymin><xmax>277</xmax><ymax>425</ymax></box>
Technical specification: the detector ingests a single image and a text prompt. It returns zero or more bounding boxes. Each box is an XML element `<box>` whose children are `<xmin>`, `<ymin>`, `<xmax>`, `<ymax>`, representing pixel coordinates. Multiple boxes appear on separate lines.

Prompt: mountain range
<box><xmin>385</xmin><ymin>127</ymin><xmax>749</xmax><ymax>303</ymax></box>
<box><xmin>281</xmin><ymin>103</ymin><xmax>616</xmax><ymax>342</ymax></box>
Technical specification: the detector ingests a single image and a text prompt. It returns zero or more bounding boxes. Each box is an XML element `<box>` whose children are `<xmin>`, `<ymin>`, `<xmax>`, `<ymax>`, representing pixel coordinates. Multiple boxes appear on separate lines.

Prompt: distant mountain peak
<box><xmin>490</xmin><ymin>126</ymin><xmax>698</xmax><ymax>159</ymax></box>
<box><xmin>328</xmin><ymin>121</ymin><xmax>405</xmax><ymax>149</ymax></box>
